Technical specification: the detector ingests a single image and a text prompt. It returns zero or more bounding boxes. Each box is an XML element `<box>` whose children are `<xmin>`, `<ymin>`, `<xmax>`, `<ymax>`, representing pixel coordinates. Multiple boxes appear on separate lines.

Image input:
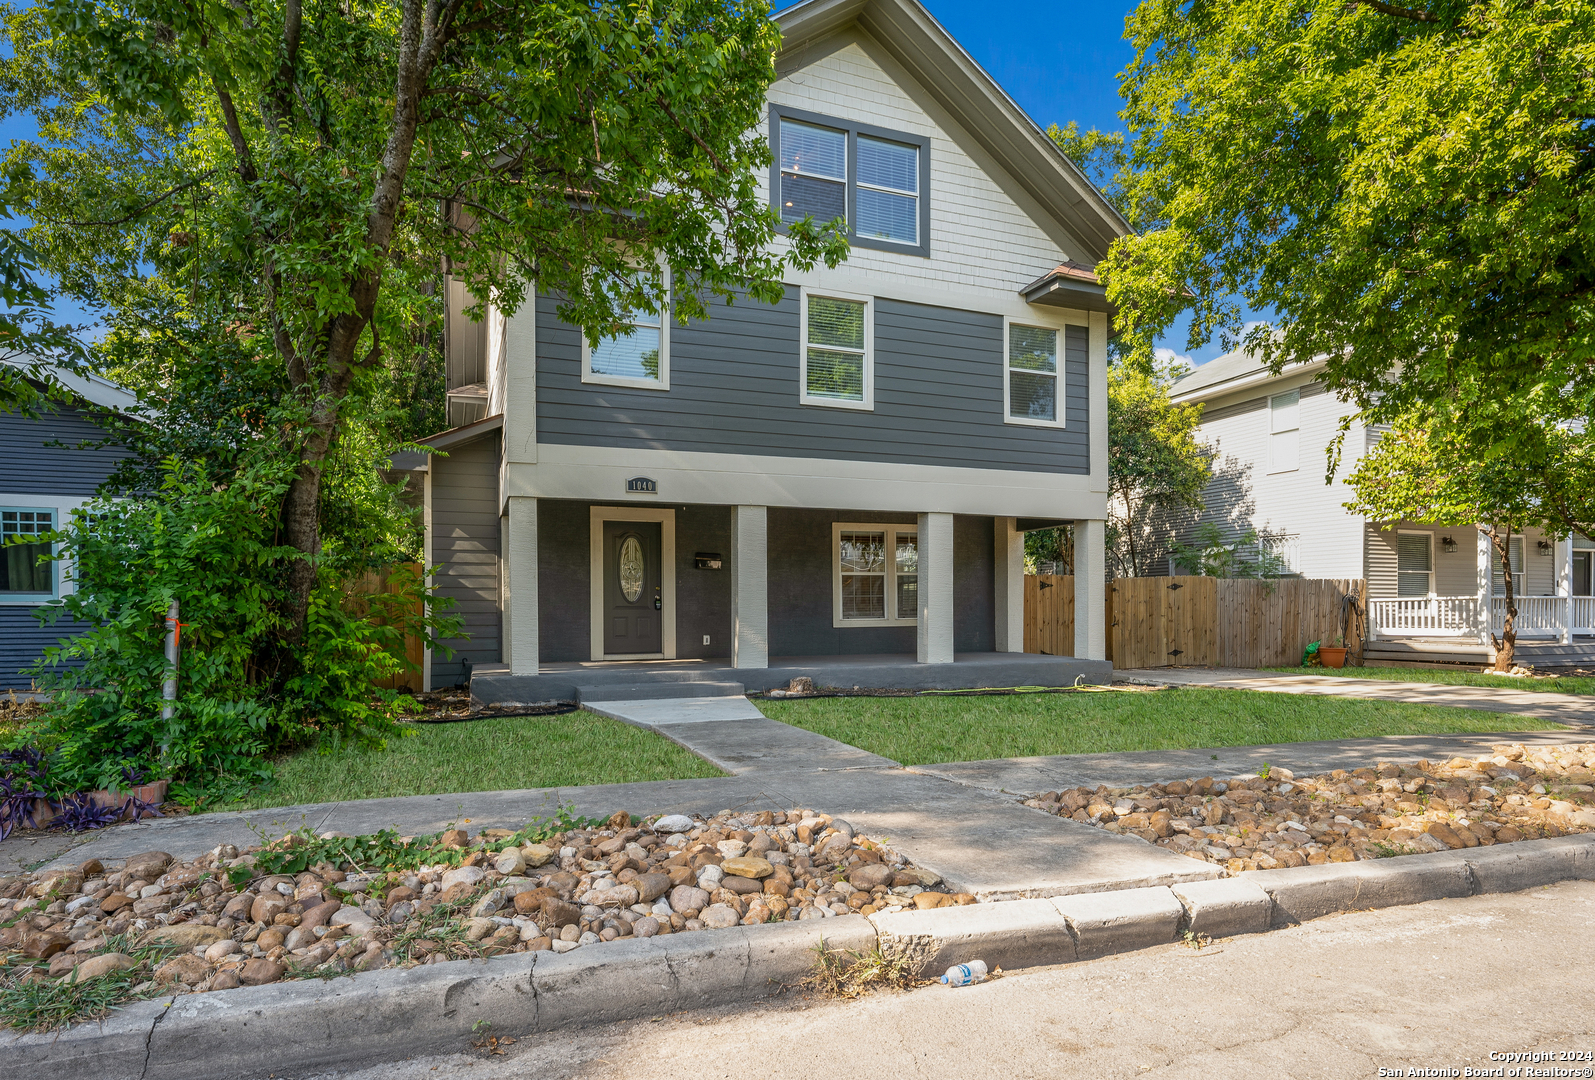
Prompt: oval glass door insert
<box><xmin>618</xmin><ymin>536</ymin><xmax>645</xmax><ymax>602</ymax></box>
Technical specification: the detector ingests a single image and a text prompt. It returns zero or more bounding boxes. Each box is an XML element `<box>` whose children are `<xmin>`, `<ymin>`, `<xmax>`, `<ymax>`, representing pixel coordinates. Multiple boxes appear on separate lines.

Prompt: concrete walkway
<box><xmin>1119</xmin><ymin>667</ymin><xmax>1595</xmax><ymax>727</ymax></box>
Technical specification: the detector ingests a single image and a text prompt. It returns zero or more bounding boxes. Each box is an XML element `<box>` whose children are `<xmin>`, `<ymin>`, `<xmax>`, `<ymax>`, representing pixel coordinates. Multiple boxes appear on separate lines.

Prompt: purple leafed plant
<box><xmin>118</xmin><ymin>766</ymin><xmax>164</xmax><ymax>823</ymax></box>
<box><xmin>52</xmin><ymin>792</ymin><xmax>125</xmax><ymax>833</ymax></box>
<box><xmin>0</xmin><ymin>749</ymin><xmax>49</xmax><ymax>841</ymax></box>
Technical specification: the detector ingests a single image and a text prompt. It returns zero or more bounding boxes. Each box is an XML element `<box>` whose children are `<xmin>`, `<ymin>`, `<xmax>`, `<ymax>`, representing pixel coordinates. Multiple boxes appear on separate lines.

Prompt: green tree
<box><xmin>1101</xmin><ymin>0</ymin><xmax>1595</xmax><ymax>539</ymax></box>
<box><xmin>1343</xmin><ymin>420</ymin><xmax>1544</xmax><ymax>671</ymax></box>
<box><xmin>1107</xmin><ymin>357</ymin><xmax>1210</xmax><ymax>576</ymax></box>
<box><xmin>3</xmin><ymin>0</ymin><xmax>847</xmax><ymax>658</ymax></box>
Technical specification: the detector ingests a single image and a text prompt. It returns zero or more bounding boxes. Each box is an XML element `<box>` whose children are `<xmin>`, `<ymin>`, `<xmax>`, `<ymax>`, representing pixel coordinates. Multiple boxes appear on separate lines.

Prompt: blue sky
<box><xmin>3</xmin><ymin>0</ymin><xmax>1236</xmax><ymax>365</ymax></box>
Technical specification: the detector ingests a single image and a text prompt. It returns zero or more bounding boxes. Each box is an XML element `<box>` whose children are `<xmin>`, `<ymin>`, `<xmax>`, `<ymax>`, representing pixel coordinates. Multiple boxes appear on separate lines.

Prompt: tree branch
<box><xmin>655</xmin><ymin>96</ymin><xmax>726</xmax><ymax>174</ymax></box>
<box><xmin>210</xmin><ymin>79</ymin><xmax>258</xmax><ymax>186</ymax></box>
<box><xmin>1349</xmin><ymin>0</ymin><xmax>1437</xmax><ymax>23</ymax></box>
<box><xmin>53</xmin><ymin>172</ymin><xmax>217</xmax><ymax>228</ymax></box>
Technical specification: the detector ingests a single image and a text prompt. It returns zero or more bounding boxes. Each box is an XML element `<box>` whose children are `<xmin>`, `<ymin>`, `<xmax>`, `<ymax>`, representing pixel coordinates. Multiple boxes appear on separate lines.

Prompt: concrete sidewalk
<box><xmin>1118</xmin><ymin>667</ymin><xmax>1595</xmax><ymax>726</ymax></box>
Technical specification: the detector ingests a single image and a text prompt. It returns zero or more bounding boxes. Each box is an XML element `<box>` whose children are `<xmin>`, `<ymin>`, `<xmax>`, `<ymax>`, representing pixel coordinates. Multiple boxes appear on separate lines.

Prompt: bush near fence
<box><xmin>344</xmin><ymin>562</ymin><xmax>427</xmax><ymax>691</ymax></box>
<box><xmin>1025</xmin><ymin>575</ymin><xmax>1365</xmax><ymax>669</ymax></box>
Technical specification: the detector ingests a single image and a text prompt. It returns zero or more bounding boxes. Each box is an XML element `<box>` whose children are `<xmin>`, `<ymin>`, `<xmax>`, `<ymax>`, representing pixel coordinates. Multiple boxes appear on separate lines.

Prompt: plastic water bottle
<box><xmin>940</xmin><ymin>960</ymin><xmax>988</xmax><ymax>987</ymax></box>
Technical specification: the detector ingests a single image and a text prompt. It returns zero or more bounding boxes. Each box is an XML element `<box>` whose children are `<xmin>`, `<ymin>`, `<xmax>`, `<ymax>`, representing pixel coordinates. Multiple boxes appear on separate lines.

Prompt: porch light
<box><xmin>1537</xmin><ymin>540</ymin><xmax>1553</xmax><ymax>555</ymax></box>
<box><xmin>1440</xmin><ymin>536</ymin><xmax>1457</xmax><ymax>553</ymax></box>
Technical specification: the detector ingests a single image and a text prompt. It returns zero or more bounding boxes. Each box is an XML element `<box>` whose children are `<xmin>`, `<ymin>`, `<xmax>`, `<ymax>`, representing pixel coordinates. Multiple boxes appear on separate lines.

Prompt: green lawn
<box><xmin>224</xmin><ymin>712</ymin><xmax>725</xmax><ymax>812</ymax></box>
<box><xmin>758</xmin><ymin>687</ymin><xmax>1564</xmax><ymax>766</ymax></box>
<box><xmin>1264</xmin><ymin>666</ymin><xmax>1595</xmax><ymax>694</ymax></box>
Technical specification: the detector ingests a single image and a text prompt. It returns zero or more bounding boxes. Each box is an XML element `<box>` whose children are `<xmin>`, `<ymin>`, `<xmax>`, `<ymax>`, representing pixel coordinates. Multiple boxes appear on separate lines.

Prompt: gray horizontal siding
<box><xmin>0</xmin><ymin>404</ymin><xmax>127</xmax><ymax>496</ymax></box>
<box><xmin>430</xmin><ymin>437</ymin><xmax>501</xmax><ymax>684</ymax></box>
<box><xmin>536</xmin><ymin>289</ymin><xmax>1089</xmax><ymax>474</ymax></box>
<box><xmin>0</xmin><ymin>607</ymin><xmax>86</xmax><ymax>691</ymax></box>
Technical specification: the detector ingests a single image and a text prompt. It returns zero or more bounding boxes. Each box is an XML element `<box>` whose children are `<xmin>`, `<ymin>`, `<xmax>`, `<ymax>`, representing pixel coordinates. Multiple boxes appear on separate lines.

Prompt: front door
<box><xmin>603</xmin><ymin>520</ymin><xmax>662</xmax><ymax>655</ymax></box>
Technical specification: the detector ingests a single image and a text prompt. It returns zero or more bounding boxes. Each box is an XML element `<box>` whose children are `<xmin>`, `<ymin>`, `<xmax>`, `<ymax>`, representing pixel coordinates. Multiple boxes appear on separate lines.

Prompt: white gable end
<box><xmin>767</xmin><ymin>35</ymin><xmax>1084</xmax><ymax>307</ymax></box>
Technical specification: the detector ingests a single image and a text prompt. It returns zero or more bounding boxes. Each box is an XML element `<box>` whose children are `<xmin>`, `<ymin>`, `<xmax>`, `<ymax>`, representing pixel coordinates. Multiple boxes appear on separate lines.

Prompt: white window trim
<box><xmin>1002</xmin><ymin>316</ymin><xmax>1066</xmax><ymax>429</ymax></box>
<box><xmin>1267</xmin><ymin>390</ymin><xmax>1301</xmax><ymax>474</ymax></box>
<box><xmin>1395</xmin><ymin>529</ymin><xmax>1435</xmax><ymax>598</ymax></box>
<box><xmin>0</xmin><ymin>495</ymin><xmax>87</xmax><ymax>605</ymax></box>
<box><xmin>580</xmin><ymin>277</ymin><xmax>670</xmax><ymax>392</ymax></box>
<box><xmin>799</xmin><ymin>287</ymin><xmax>873</xmax><ymax>411</ymax></box>
<box><xmin>831</xmin><ymin>521</ymin><xmax>917</xmax><ymax>628</ymax></box>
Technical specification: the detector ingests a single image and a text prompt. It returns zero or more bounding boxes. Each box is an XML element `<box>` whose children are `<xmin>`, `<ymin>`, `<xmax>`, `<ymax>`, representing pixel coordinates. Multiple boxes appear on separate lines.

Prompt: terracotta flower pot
<box><xmin>88</xmin><ymin>780</ymin><xmax>170</xmax><ymax>820</ymax></box>
<box><xmin>1319</xmin><ymin>646</ymin><xmax>1348</xmax><ymax>669</ymax></box>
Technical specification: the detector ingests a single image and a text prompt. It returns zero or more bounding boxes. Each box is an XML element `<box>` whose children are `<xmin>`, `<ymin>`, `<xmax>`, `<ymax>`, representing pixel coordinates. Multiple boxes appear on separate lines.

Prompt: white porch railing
<box><xmin>1370</xmin><ymin>595</ymin><xmax>1595</xmax><ymax>639</ymax></box>
<box><xmin>1367</xmin><ymin>597</ymin><xmax>1481</xmax><ymax>638</ymax></box>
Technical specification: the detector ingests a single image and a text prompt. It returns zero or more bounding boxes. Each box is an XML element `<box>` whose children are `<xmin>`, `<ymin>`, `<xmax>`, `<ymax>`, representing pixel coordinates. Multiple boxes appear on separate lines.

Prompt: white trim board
<box><xmin>589</xmin><ymin>506</ymin><xmax>677</xmax><ymax>662</ymax></box>
<box><xmin>0</xmin><ymin>493</ymin><xmax>93</xmax><ymax>605</ymax></box>
<box><xmin>511</xmin><ymin>445</ymin><xmax>1107</xmax><ymax>519</ymax></box>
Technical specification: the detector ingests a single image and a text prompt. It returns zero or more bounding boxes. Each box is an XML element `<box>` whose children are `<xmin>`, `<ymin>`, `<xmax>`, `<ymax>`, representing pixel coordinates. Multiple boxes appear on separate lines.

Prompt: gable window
<box><xmin>1396</xmin><ymin>532</ymin><xmax>1432</xmax><ymax>597</ymax></box>
<box><xmin>1006</xmin><ymin>322</ymin><xmax>1063</xmax><ymax>427</ymax></box>
<box><xmin>800</xmin><ymin>290</ymin><xmax>872</xmax><ymax>410</ymax></box>
<box><xmin>581</xmin><ymin>278</ymin><xmax>669</xmax><ymax>391</ymax></box>
<box><xmin>1491</xmin><ymin>536</ymin><xmax>1525</xmax><ymax>596</ymax></box>
<box><xmin>771</xmin><ymin>106</ymin><xmax>930</xmax><ymax>257</ymax></box>
<box><xmin>1</xmin><ymin>508</ymin><xmax>55</xmax><ymax>600</ymax></box>
<box><xmin>1268</xmin><ymin>390</ymin><xmax>1300</xmax><ymax>473</ymax></box>
<box><xmin>834</xmin><ymin>523</ymin><xmax>917</xmax><ymax>627</ymax></box>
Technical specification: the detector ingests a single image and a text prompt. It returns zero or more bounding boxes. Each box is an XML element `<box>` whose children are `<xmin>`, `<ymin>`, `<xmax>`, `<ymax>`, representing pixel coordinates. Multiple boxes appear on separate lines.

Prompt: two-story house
<box><xmin>398</xmin><ymin>0</ymin><xmax>1125</xmax><ymax>699</ymax></box>
<box><xmin>1</xmin><ymin>358</ymin><xmax>136</xmax><ymax>691</ymax></box>
<box><xmin>1170</xmin><ymin>349</ymin><xmax>1595</xmax><ymax>666</ymax></box>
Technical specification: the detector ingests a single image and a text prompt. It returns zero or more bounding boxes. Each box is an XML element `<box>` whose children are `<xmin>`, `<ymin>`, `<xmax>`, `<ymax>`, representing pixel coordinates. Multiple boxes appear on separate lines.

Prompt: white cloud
<box><xmin>1155</xmin><ymin>346</ymin><xmax>1195</xmax><ymax>369</ymax></box>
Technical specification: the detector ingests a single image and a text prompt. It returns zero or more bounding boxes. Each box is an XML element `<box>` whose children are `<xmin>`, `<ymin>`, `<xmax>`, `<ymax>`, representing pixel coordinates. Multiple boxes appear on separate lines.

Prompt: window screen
<box><xmin>1269</xmin><ymin>391</ymin><xmax>1300</xmax><ymax>473</ymax></box>
<box><xmin>1</xmin><ymin>509</ymin><xmax>53</xmax><ymax>594</ymax></box>
<box><xmin>1008</xmin><ymin>324</ymin><xmax>1059</xmax><ymax>422</ymax></box>
<box><xmin>805</xmin><ymin>295</ymin><xmax>867</xmax><ymax>402</ymax></box>
<box><xmin>1396</xmin><ymin>533</ymin><xmax>1432</xmax><ymax>598</ymax></box>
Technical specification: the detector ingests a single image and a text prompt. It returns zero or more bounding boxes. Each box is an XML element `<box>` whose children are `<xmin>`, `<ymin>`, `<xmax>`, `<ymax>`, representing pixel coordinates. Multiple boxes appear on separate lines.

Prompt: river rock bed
<box><xmin>0</xmin><ymin>807</ymin><xmax>969</xmax><ymax>1010</ymax></box>
<box><xmin>1024</xmin><ymin>742</ymin><xmax>1595</xmax><ymax>872</ymax></box>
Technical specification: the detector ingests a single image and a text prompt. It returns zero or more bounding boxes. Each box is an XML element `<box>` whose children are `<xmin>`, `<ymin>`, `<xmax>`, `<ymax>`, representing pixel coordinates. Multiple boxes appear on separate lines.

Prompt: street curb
<box><xmin>10</xmin><ymin>835</ymin><xmax>1594</xmax><ymax>1079</ymax></box>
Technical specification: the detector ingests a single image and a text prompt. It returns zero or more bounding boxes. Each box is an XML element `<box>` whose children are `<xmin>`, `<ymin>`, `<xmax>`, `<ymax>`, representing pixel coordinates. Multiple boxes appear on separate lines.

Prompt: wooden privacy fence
<box><xmin>1025</xmin><ymin>575</ymin><xmax>1366</xmax><ymax>669</ymax></box>
<box><xmin>347</xmin><ymin>562</ymin><xmax>426</xmax><ymax>691</ymax></box>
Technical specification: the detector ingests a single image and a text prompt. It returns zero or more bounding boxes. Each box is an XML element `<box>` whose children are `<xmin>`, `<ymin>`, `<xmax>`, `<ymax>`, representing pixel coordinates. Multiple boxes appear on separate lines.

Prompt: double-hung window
<box><xmin>1268</xmin><ymin>391</ymin><xmax>1301</xmax><ymax>473</ymax></box>
<box><xmin>834</xmin><ymin>523</ymin><xmax>917</xmax><ymax>627</ymax></box>
<box><xmin>771</xmin><ymin>107</ymin><xmax>930</xmax><ymax>256</ymax></box>
<box><xmin>801</xmin><ymin>290</ymin><xmax>872</xmax><ymax>409</ymax></box>
<box><xmin>1491</xmin><ymin>536</ymin><xmax>1525</xmax><ymax>596</ymax></box>
<box><xmin>1</xmin><ymin>508</ymin><xmax>55</xmax><ymax>600</ymax></box>
<box><xmin>1396</xmin><ymin>532</ymin><xmax>1433</xmax><ymax>598</ymax></box>
<box><xmin>581</xmin><ymin>274</ymin><xmax>669</xmax><ymax>390</ymax></box>
<box><xmin>1006</xmin><ymin>322</ymin><xmax>1063</xmax><ymax>426</ymax></box>
<box><xmin>1574</xmin><ymin>534</ymin><xmax>1595</xmax><ymax>596</ymax></box>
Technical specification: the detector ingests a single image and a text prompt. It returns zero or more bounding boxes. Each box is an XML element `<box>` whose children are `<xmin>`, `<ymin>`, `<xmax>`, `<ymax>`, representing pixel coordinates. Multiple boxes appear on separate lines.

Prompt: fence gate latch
<box><xmin>1168</xmin><ymin>648</ymin><xmax>1184</xmax><ymax>656</ymax></box>
<box><xmin>1167</xmin><ymin>582</ymin><xmax>1184</xmax><ymax>591</ymax></box>
<box><xmin>1039</xmin><ymin>580</ymin><xmax>1053</xmax><ymax>590</ymax></box>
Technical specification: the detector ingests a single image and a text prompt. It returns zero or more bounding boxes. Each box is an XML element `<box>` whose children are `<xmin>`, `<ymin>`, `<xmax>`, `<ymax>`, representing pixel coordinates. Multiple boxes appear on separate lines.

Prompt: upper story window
<box><xmin>1</xmin><ymin>508</ymin><xmax>55</xmax><ymax>601</ymax></box>
<box><xmin>1005</xmin><ymin>322</ymin><xmax>1064</xmax><ymax>427</ymax></box>
<box><xmin>770</xmin><ymin>106</ymin><xmax>930</xmax><ymax>257</ymax></box>
<box><xmin>581</xmin><ymin>278</ymin><xmax>669</xmax><ymax>391</ymax></box>
<box><xmin>1268</xmin><ymin>390</ymin><xmax>1300</xmax><ymax>473</ymax></box>
<box><xmin>800</xmin><ymin>289</ymin><xmax>873</xmax><ymax>410</ymax></box>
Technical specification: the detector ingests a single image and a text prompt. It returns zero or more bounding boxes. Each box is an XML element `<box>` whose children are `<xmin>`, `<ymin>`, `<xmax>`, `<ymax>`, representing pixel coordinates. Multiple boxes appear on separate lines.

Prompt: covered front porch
<box><xmin>1366</xmin><ymin>523</ymin><xmax>1595</xmax><ymax>646</ymax></box>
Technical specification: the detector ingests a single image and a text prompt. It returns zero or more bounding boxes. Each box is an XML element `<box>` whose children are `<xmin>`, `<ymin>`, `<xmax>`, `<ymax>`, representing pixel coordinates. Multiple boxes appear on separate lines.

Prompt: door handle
<box><xmin>654</xmin><ymin>587</ymin><xmax>661</xmax><ymax>611</ymax></box>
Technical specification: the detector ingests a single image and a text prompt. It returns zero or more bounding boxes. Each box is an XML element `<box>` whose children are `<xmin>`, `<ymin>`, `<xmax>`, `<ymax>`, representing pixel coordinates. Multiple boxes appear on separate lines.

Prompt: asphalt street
<box><xmin>299</xmin><ymin>879</ymin><xmax>1595</xmax><ymax>1080</ymax></box>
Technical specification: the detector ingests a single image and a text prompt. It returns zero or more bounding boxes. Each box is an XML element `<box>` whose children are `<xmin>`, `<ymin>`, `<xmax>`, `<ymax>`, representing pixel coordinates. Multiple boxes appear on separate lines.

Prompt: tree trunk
<box><xmin>1487</xmin><ymin>525</ymin><xmax>1518</xmax><ymax>673</ymax></box>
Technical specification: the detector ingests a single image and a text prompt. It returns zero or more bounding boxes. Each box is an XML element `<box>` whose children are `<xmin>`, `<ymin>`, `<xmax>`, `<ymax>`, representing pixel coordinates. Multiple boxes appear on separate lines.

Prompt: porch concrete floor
<box><xmin>1118</xmin><ymin>667</ymin><xmax>1595</xmax><ymax>726</ymax></box>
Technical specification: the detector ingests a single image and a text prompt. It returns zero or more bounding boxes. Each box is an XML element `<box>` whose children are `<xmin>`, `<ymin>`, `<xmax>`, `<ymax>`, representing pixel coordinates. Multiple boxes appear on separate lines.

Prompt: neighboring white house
<box><xmin>1169</xmin><ymin>350</ymin><xmax>1595</xmax><ymax>661</ymax></box>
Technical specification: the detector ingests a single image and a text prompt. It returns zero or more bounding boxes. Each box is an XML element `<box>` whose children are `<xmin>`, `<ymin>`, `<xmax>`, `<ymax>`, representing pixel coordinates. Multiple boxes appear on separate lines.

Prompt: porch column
<box><xmin>1074</xmin><ymin>518</ymin><xmax>1107</xmax><ymax>662</ymax></box>
<box><xmin>1476</xmin><ymin>525</ymin><xmax>1493</xmax><ymax>647</ymax></box>
<box><xmin>505</xmin><ymin>496</ymin><xmax>539</xmax><ymax>676</ymax></box>
<box><xmin>1559</xmin><ymin>534</ymin><xmax>1574</xmax><ymax>645</ymax></box>
<box><xmin>917</xmin><ymin>512</ymin><xmax>955</xmax><ymax>664</ymax></box>
<box><xmin>993</xmin><ymin>516</ymin><xmax>1025</xmax><ymax>653</ymax></box>
<box><xmin>731</xmin><ymin>505</ymin><xmax>768</xmax><ymax>669</ymax></box>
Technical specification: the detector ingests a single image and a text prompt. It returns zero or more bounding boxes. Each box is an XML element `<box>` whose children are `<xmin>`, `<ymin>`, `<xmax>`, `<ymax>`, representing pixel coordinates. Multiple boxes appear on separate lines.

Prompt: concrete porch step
<box><xmin>577</xmin><ymin>681</ymin><xmax>746</xmax><ymax>703</ymax></box>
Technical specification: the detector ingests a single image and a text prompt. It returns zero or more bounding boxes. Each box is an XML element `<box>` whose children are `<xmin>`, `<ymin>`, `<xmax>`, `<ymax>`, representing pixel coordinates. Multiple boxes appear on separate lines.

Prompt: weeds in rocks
<box><xmin>803</xmin><ymin>941</ymin><xmax>929</xmax><ymax>1000</ymax></box>
<box><xmin>1181</xmin><ymin>930</ymin><xmax>1213</xmax><ymax>950</ymax></box>
<box><xmin>0</xmin><ymin>932</ymin><xmax>174</xmax><ymax>1032</ymax></box>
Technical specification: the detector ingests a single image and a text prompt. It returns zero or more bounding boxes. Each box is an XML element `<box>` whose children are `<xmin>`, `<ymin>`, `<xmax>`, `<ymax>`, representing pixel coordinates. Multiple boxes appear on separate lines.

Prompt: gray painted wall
<box><xmin>534</xmin><ymin>289</ymin><xmax>1089</xmax><ymax>474</ymax></box>
<box><xmin>530</xmin><ymin>502</ymin><xmax>994</xmax><ymax>661</ymax></box>
<box><xmin>0</xmin><ymin>404</ymin><xmax>127</xmax><ymax>690</ymax></box>
<box><xmin>431</xmin><ymin>435</ymin><xmax>501</xmax><ymax>684</ymax></box>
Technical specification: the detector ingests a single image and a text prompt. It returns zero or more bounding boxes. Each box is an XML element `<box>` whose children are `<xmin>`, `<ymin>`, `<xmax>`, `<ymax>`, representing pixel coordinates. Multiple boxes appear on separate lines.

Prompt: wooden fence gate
<box><xmin>1024</xmin><ymin>575</ymin><xmax>1365</xmax><ymax>669</ymax></box>
<box><xmin>347</xmin><ymin>562</ymin><xmax>426</xmax><ymax>691</ymax></box>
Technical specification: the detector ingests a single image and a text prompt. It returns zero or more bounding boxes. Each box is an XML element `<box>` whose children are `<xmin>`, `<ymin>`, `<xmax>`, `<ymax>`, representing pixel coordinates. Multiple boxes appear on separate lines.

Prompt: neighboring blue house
<box><xmin>399</xmin><ymin>0</ymin><xmax>1126</xmax><ymax>698</ymax></box>
<box><xmin>1</xmin><ymin>359</ymin><xmax>136</xmax><ymax>691</ymax></box>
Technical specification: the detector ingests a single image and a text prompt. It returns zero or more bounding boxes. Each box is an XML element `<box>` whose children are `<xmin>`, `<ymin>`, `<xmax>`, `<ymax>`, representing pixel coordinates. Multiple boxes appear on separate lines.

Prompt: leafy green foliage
<box><xmin>1167</xmin><ymin>522</ymin><xmax>1293</xmax><ymax>579</ymax></box>
<box><xmin>1107</xmin><ymin>357</ymin><xmax>1210</xmax><ymax>576</ymax></box>
<box><xmin>1103</xmin><ymin>0</ymin><xmax>1595</xmax><ymax>540</ymax></box>
<box><xmin>0</xmin><ymin>930</ymin><xmax>173</xmax><ymax>1032</ymax></box>
<box><xmin>17</xmin><ymin>459</ymin><xmax>461</xmax><ymax>794</ymax></box>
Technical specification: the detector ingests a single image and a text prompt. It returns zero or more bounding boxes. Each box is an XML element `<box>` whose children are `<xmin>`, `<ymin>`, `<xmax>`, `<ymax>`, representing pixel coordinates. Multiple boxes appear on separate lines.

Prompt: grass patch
<box><xmin>759</xmin><ymin>687</ymin><xmax>1564</xmax><ymax>766</ymax></box>
<box><xmin>1263</xmin><ymin>666</ymin><xmax>1595</xmax><ymax>694</ymax></box>
<box><xmin>803</xmin><ymin>941</ymin><xmax>930</xmax><ymax>999</ymax></box>
<box><xmin>223</xmin><ymin>712</ymin><xmax>724</xmax><ymax>812</ymax></box>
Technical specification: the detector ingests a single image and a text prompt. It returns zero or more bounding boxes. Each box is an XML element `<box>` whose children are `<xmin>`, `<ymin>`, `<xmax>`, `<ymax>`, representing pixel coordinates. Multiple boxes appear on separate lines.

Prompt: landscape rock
<box><xmin>142</xmin><ymin>924</ymin><xmax>229</xmax><ymax>949</ymax></box>
<box><xmin>239</xmin><ymin>958</ymin><xmax>285</xmax><ymax>986</ymax></box>
<box><xmin>64</xmin><ymin>952</ymin><xmax>138</xmax><ymax>983</ymax></box>
<box><xmin>652</xmin><ymin>814</ymin><xmax>695</xmax><ymax>834</ymax></box>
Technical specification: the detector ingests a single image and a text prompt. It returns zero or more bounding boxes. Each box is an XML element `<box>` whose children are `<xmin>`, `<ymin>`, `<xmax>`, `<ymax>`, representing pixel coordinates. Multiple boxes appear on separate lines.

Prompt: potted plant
<box><xmin>1319</xmin><ymin>633</ymin><xmax>1349</xmax><ymax>669</ymax></box>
